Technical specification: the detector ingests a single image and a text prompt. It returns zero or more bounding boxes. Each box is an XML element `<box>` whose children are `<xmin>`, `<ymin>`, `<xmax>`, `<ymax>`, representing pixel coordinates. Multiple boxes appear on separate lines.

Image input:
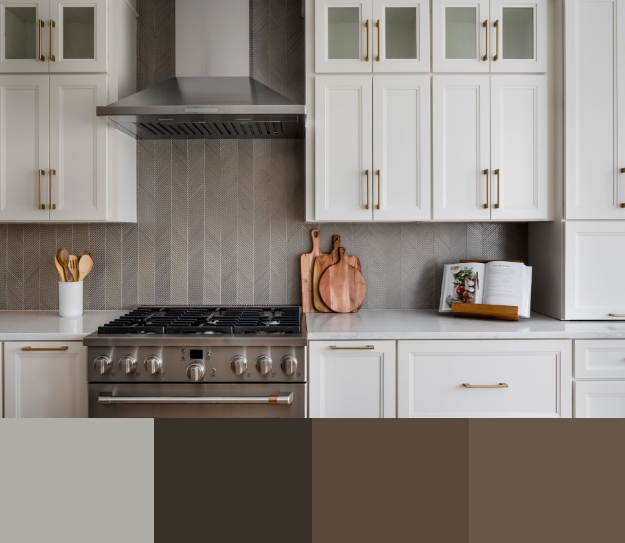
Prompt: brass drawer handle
<box><xmin>22</xmin><ymin>346</ymin><xmax>69</xmax><ymax>352</ymax></box>
<box><xmin>365</xmin><ymin>20</ymin><xmax>370</xmax><ymax>61</ymax></box>
<box><xmin>483</xmin><ymin>169</ymin><xmax>489</xmax><ymax>209</ymax></box>
<box><xmin>609</xmin><ymin>314</ymin><xmax>625</xmax><ymax>317</ymax></box>
<box><xmin>620</xmin><ymin>168</ymin><xmax>625</xmax><ymax>208</ymax></box>
<box><xmin>50</xmin><ymin>20</ymin><xmax>56</xmax><ymax>61</ymax></box>
<box><xmin>483</xmin><ymin>20</ymin><xmax>488</xmax><ymax>61</ymax></box>
<box><xmin>49</xmin><ymin>169</ymin><xmax>57</xmax><ymax>210</ymax></box>
<box><xmin>494</xmin><ymin>20</ymin><xmax>500</xmax><ymax>61</ymax></box>
<box><xmin>376</xmin><ymin>20</ymin><xmax>381</xmax><ymax>61</ymax></box>
<box><xmin>330</xmin><ymin>345</ymin><xmax>375</xmax><ymax>350</ymax></box>
<box><xmin>463</xmin><ymin>383</ymin><xmax>509</xmax><ymax>389</ymax></box>
<box><xmin>39</xmin><ymin>169</ymin><xmax>46</xmax><ymax>209</ymax></box>
<box><xmin>38</xmin><ymin>20</ymin><xmax>45</xmax><ymax>61</ymax></box>
<box><xmin>494</xmin><ymin>168</ymin><xmax>500</xmax><ymax>209</ymax></box>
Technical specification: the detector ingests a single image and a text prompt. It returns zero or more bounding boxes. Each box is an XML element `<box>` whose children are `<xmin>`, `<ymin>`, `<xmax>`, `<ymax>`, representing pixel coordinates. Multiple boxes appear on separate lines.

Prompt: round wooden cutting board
<box><xmin>318</xmin><ymin>248</ymin><xmax>366</xmax><ymax>313</ymax></box>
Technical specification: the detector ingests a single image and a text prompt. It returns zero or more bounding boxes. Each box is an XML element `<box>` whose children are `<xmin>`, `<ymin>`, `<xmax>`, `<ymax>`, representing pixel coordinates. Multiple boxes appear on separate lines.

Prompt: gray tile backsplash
<box><xmin>0</xmin><ymin>0</ymin><xmax>528</xmax><ymax>311</ymax></box>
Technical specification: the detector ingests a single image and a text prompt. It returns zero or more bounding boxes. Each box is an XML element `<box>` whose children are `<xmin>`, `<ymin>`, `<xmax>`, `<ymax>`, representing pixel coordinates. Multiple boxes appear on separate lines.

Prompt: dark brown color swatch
<box><xmin>312</xmin><ymin>420</ymin><xmax>470</xmax><ymax>542</ymax></box>
<box><xmin>469</xmin><ymin>420</ymin><xmax>625</xmax><ymax>543</ymax></box>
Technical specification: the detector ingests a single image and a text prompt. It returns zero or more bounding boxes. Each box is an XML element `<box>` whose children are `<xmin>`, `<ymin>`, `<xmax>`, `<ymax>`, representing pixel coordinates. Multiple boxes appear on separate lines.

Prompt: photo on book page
<box><xmin>439</xmin><ymin>263</ymin><xmax>487</xmax><ymax>310</ymax></box>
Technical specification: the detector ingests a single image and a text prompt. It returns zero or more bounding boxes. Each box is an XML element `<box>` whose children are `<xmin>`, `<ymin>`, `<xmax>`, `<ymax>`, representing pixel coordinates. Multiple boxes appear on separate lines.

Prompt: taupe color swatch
<box><xmin>0</xmin><ymin>0</ymin><xmax>528</xmax><ymax>310</ymax></box>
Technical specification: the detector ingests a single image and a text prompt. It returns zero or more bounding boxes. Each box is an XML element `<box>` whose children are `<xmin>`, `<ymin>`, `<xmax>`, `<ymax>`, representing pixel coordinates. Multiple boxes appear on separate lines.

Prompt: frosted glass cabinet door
<box><xmin>432</xmin><ymin>0</ymin><xmax>489</xmax><ymax>72</ymax></box>
<box><xmin>372</xmin><ymin>0</ymin><xmax>430</xmax><ymax>72</ymax></box>
<box><xmin>49</xmin><ymin>0</ymin><xmax>107</xmax><ymax>72</ymax></box>
<box><xmin>489</xmin><ymin>0</ymin><xmax>546</xmax><ymax>72</ymax></box>
<box><xmin>316</xmin><ymin>0</ymin><xmax>373</xmax><ymax>72</ymax></box>
<box><xmin>0</xmin><ymin>0</ymin><xmax>49</xmax><ymax>72</ymax></box>
<box><xmin>0</xmin><ymin>75</ymin><xmax>50</xmax><ymax>221</ymax></box>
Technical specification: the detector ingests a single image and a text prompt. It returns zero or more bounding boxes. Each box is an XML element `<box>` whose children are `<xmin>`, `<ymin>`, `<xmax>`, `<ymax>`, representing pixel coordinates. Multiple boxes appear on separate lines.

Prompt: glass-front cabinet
<box><xmin>433</xmin><ymin>0</ymin><xmax>546</xmax><ymax>72</ymax></box>
<box><xmin>315</xmin><ymin>0</ymin><xmax>430</xmax><ymax>73</ymax></box>
<box><xmin>0</xmin><ymin>0</ymin><xmax>106</xmax><ymax>73</ymax></box>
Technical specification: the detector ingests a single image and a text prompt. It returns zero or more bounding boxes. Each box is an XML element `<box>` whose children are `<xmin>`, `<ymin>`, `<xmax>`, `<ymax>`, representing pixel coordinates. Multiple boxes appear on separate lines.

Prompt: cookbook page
<box><xmin>439</xmin><ymin>263</ymin><xmax>486</xmax><ymax>312</ymax></box>
<box><xmin>482</xmin><ymin>262</ymin><xmax>527</xmax><ymax>309</ymax></box>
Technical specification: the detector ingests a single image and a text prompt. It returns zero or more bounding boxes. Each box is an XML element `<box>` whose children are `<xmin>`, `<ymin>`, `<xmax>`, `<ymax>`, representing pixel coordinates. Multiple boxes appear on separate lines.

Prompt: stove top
<box><xmin>97</xmin><ymin>306</ymin><xmax>302</xmax><ymax>336</ymax></box>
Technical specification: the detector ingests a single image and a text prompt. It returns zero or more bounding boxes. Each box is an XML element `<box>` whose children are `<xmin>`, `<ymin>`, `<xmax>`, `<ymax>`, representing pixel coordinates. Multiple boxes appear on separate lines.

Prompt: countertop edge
<box><xmin>306</xmin><ymin>332</ymin><xmax>625</xmax><ymax>340</ymax></box>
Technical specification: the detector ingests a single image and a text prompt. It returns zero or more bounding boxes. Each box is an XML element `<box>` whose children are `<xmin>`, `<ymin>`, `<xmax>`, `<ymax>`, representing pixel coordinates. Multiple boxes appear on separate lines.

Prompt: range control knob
<box><xmin>231</xmin><ymin>356</ymin><xmax>248</xmax><ymax>376</ymax></box>
<box><xmin>144</xmin><ymin>356</ymin><xmax>162</xmax><ymax>375</ymax></box>
<box><xmin>93</xmin><ymin>356</ymin><xmax>112</xmax><ymax>375</ymax></box>
<box><xmin>187</xmin><ymin>363</ymin><xmax>205</xmax><ymax>382</ymax></box>
<box><xmin>119</xmin><ymin>356</ymin><xmax>137</xmax><ymax>374</ymax></box>
<box><xmin>281</xmin><ymin>355</ymin><xmax>297</xmax><ymax>376</ymax></box>
<box><xmin>256</xmin><ymin>356</ymin><xmax>273</xmax><ymax>376</ymax></box>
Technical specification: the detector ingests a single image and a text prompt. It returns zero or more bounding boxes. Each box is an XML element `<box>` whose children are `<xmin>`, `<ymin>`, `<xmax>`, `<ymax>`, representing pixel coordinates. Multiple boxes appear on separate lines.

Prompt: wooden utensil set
<box><xmin>300</xmin><ymin>229</ymin><xmax>366</xmax><ymax>313</ymax></box>
<box><xmin>55</xmin><ymin>248</ymin><xmax>93</xmax><ymax>282</ymax></box>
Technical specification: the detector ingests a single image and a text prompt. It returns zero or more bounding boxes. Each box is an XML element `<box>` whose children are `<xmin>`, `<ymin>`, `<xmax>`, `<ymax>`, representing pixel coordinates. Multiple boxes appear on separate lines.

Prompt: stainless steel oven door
<box><xmin>89</xmin><ymin>383</ymin><xmax>307</xmax><ymax>418</ymax></box>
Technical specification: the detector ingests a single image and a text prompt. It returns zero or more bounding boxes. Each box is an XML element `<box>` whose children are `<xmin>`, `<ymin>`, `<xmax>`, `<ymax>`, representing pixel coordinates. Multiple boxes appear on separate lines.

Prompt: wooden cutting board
<box><xmin>300</xmin><ymin>229</ymin><xmax>322</xmax><ymax>313</ymax></box>
<box><xmin>319</xmin><ymin>248</ymin><xmax>367</xmax><ymax>313</ymax></box>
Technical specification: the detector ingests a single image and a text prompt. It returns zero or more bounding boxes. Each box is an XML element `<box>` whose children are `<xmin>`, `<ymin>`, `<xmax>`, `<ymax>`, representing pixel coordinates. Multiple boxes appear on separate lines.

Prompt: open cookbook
<box><xmin>439</xmin><ymin>261</ymin><xmax>532</xmax><ymax>318</ymax></box>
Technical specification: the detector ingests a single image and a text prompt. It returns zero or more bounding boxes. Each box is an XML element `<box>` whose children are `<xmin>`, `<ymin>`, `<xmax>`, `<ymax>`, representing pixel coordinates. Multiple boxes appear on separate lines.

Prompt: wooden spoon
<box><xmin>56</xmin><ymin>248</ymin><xmax>70</xmax><ymax>282</ymax></box>
<box><xmin>77</xmin><ymin>250</ymin><xmax>92</xmax><ymax>258</ymax></box>
<box><xmin>77</xmin><ymin>254</ymin><xmax>93</xmax><ymax>282</ymax></box>
<box><xmin>54</xmin><ymin>256</ymin><xmax>66</xmax><ymax>282</ymax></box>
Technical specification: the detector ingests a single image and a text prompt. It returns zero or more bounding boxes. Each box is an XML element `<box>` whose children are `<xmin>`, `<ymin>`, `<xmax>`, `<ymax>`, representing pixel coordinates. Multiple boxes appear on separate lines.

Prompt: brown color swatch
<box><xmin>313</xmin><ymin>420</ymin><xmax>469</xmax><ymax>542</ymax></box>
<box><xmin>469</xmin><ymin>420</ymin><xmax>625</xmax><ymax>543</ymax></box>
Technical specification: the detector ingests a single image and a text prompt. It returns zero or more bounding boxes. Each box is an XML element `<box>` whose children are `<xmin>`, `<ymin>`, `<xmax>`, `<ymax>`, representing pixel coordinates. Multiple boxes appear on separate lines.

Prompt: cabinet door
<box><xmin>0</xmin><ymin>0</ymin><xmax>49</xmax><ymax>73</ymax></box>
<box><xmin>4</xmin><ymin>342</ymin><xmax>87</xmax><ymax>418</ymax></box>
<box><xmin>49</xmin><ymin>0</ymin><xmax>107</xmax><ymax>72</ymax></box>
<box><xmin>315</xmin><ymin>0</ymin><xmax>373</xmax><ymax>73</ymax></box>
<box><xmin>398</xmin><ymin>340</ymin><xmax>573</xmax><ymax>418</ymax></box>
<box><xmin>373</xmin><ymin>75</ymin><xmax>430</xmax><ymax>220</ymax></box>
<box><xmin>432</xmin><ymin>0</ymin><xmax>489</xmax><ymax>72</ymax></box>
<box><xmin>490</xmin><ymin>75</ymin><xmax>547</xmax><ymax>220</ymax></box>
<box><xmin>315</xmin><ymin>75</ymin><xmax>373</xmax><ymax>221</ymax></box>
<box><xmin>575</xmin><ymin>381</ymin><xmax>625</xmax><ymax>418</ymax></box>
<box><xmin>309</xmin><ymin>341</ymin><xmax>396</xmax><ymax>418</ymax></box>
<box><xmin>372</xmin><ymin>0</ymin><xmax>429</xmax><ymax>72</ymax></box>
<box><xmin>565</xmin><ymin>0</ymin><xmax>625</xmax><ymax>219</ymax></box>
<box><xmin>489</xmin><ymin>0</ymin><xmax>546</xmax><ymax>73</ymax></box>
<box><xmin>433</xmin><ymin>75</ymin><xmax>490</xmax><ymax>221</ymax></box>
<box><xmin>0</xmin><ymin>75</ymin><xmax>49</xmax><ymax>221</ymax></box>
<box><xmin>49</xmin><ymin>74</ymin><xmax>107</xmax><ymax>221</ymax></box>
<box><xmin>564</xmin><ymin>222</ymin><xmax>625</xmax><ymax>320</ymax></box>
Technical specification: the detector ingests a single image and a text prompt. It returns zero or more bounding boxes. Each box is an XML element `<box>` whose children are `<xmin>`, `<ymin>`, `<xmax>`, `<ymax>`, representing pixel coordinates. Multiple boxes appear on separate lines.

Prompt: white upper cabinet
<box><xmin>49</xmin><ymin>0</ymin><xmax>107</xmax><ymax>72</ymax></box>
<box><xmin>433</xmin><ymin>75</ymin><xmax>490</xmax><ymax>220</ymax></box>
<box><xmin>0</xmin><ymin>75</ymin><xmax>49</xmax><ymax>220</ymax></box>
<box><xmin>432</xmin><ymin>0</ymin><xmax>546</xmax><ymax>73</ymax></box>
<box><xmin>373</xmin><ymin>75</ymin><xmax>430</xmax><ymax>220</ymax></box>
<box><xmin>432</xmin><ymin>0</ymin><xmax>490</xmax><ymax>72</ymax></box>
<box><xmin>0</xmin><ymin>0</ymin><xmax>106</xmax><ymax>73</ymax></box>
<box><xmin>565</xmin><ymin>0</ymin><xmax>625</xmax><ymax>219</ymax></box>
<box><xmin>49</xmin><ymin>74</ymin><xmax>107</xmax><ymax>221</ymax></box>
<box><xmin>315</xmin><ymin>0</ymin><xmax>429</xmax><ymax>73</ymax></box>
<box><xmin>490</xmin><ymin>75</ymin><xmax>547</xmax><ymax>220</ymax></box>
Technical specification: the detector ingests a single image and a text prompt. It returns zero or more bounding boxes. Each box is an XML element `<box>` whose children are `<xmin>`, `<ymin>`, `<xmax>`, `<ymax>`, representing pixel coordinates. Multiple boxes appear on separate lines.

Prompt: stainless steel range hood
<box><xmin>97</xmin><ymin>77</ymin><xmax>306</xmax><ymax>140</ymax></box>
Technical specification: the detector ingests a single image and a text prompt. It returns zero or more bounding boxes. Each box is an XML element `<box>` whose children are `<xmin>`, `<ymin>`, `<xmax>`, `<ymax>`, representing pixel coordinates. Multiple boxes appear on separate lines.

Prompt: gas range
<box><xmin>83</xmin><ymin>306</ymin><xmax>307</xmax><ymax>418</ymax></box>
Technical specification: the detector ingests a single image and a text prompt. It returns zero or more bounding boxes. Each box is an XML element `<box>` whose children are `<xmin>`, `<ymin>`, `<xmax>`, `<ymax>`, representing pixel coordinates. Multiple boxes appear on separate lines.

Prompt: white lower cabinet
<box><xmin>309</xmin><ymin>341</ymin><xmax>396</xmax><ymax>418</ymax></box>
<box><xmin>3</xmin><ymin>341</ymin><xmax>87</xmax><ymax>418</ymax></box>
<box><xmin>398</xmin><ymin>340</ymin><xmax>573</xmax><ymax>418</ymax></box>
<box><xmin>575</xmin><ymin>381</ymin><xmax>625</xmax><ymax>418</ymax></box>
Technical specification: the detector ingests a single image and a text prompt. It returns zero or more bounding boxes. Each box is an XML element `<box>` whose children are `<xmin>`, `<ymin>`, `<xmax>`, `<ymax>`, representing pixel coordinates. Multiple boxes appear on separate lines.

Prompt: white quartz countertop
<box><xmin>305</xmin><ymin>310</ymin><xmax>625</xmax><ymax>340</ymax></box>
<box><xmin>0</xmin><ymin>311</ymin><xmax>126</xmax><ymax>341</ymax></box>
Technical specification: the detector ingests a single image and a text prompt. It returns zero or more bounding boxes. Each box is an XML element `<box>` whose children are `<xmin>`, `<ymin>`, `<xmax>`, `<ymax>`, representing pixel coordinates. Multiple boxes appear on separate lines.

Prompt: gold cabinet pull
<box><xmin>50</xmin><ymin>20</ymin><xmax>56</xmax><ymax>61</ymax></box>
<box><xmin>376</xmin><ymin>20</ymin><xmax>381</xmax><ymax>61</ymax></box>
<box><xmin>49</xmin><ymin>169</ymin><xmax>57</xmax><ymax>210</ymax></box>
<box><xmin>365</xmin><ymin>169</ymin><xmax>371</xmax><ymax>209</ymax></box>
<box><xmin>483</xmin><ymin>20</ymin><xmax>488</xmax><ymax>61</ymax></box>
<box><xmin>365</xmin><ymin>20</ymin><xmax>370</xmax><ymax>61</ymax></box>
<box><xmin>22</xmin><ymin>346</ymin><xmax>69</xmax><ymax>352</ymax></box>
<box><xmin>609</xmin><ymin>314</ymin><xmax>625</xmax><ymax>317</ymax></box>
<box><xmin>38</xmin><ymin>169</ymin><xmax>46</xmax><ymax>209</ymax></box>
<box><xmin>376</xmin><ymin>170</ymin><xmax>382</xmax><ymax>209</ymax></box>
<box><xmin>620</xmin><ymin>168</ymin><xmax>625</xmax><ymax>208</ymax></box>
<box><xmin>463</xmin><ymin>383</ymin><xmax>509</xmax><ymax>389</ymax></box>
<box><xmin>483</xmin><ymin>169</ymin><xmax>489</xmax><ymax>209</ymax></box>
<box><xmin>330</xmin><ymin>345</ymin><xmax>375</xmax><ymax>350</ymax></box>
<box><xmin>38</xmin><ymin>20</ymin><xmax>45</xmax><ymax>61</ymax></box>
<box><xmin>494</xmin><ymin>168</ymin><xmax>501</xmax><ymax>209</ymax></box>
<box><xmin>494</xmin><ymin>20</ymin><xmax>500</xmax><ymax>61</ymax></box>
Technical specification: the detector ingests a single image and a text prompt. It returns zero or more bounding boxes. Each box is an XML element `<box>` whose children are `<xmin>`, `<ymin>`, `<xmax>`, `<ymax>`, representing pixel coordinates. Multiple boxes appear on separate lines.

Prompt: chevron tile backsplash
<box><xmin>0</xmin><ymin>0</ymin><xmax>528</xmax><ymax>311</ymax></box>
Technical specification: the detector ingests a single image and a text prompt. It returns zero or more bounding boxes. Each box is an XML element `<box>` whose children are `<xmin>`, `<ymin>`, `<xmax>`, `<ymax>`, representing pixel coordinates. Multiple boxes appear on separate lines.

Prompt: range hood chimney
<box><xmin>97</xmin><ymin>0</ymin><xmax>306</xmax><ymax>140</ymax></box>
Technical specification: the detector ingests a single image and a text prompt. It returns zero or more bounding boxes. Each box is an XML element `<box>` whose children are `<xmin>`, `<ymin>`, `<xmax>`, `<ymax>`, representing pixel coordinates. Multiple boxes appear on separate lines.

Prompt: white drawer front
<box><xmin>398</xmin><ymin>340</ymin><xmax>572</xmax><ymax>418</ymax></box>
<box><xmin>575</xmin><ymin>381</ymin><xmax>625</xmax><ymax>418</ymax></box>
<box><xmin>575</xmin><ymin>340</ymin><xmax>625</xmax><ymax>379</ymax></box>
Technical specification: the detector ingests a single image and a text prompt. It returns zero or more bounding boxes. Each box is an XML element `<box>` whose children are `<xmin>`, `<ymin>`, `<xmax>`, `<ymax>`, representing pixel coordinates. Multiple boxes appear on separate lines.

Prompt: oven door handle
<box><xmin>98</xmin><ymin>392</ymin><xmax>293</xmax><ymax>405</ymax></box>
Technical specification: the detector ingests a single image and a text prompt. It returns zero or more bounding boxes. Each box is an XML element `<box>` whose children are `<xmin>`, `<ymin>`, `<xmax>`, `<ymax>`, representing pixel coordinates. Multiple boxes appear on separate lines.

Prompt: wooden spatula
<box><xmin>319</xmin><ymin>248</ymin><xmax>367</xmax><ymax>313</ymax></box>
<box><xmin>300</xmin><ymin>229</ymin><xmax>322</xmax><ymax>313</ymax></box>
<box><xmin>68</xmin><ymin>255</ymin><xmax>79</xmax><ymax>282</ymax></box>
<box><xmin>77</xmin><ymin>254</ymin><xmax>94</xmax><ymax>282</ymax></box>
